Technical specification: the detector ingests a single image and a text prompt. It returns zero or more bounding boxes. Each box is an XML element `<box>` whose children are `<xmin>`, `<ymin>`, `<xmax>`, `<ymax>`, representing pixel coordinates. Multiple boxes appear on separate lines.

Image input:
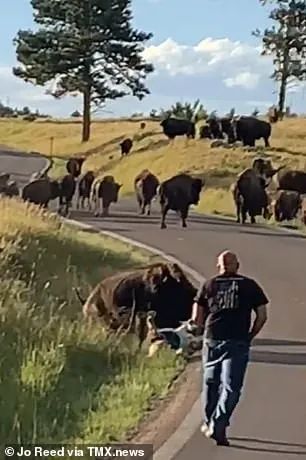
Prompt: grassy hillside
<box><xmin>1</xmin><ymin>117</ymin><xmax>306</xmax><ymax>217</ymax></box>
<box><xmin>0</xmin><ymin>197</ymin><xmax>182</xmax><ymax>444</ymax></box>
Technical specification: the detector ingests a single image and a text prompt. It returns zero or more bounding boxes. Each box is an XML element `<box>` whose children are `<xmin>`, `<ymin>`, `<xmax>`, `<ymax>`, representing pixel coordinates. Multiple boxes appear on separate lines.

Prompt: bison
<box><xmin>274</xmin><ymin>169</ymin><xmax>306</xmax><ymax>195</ymax></box>
<box><xmin>1</xmin><ymin>180</ymin><xmax>19</xmax><ymax>197</ymax></box>
<box><xmin>199</xmin><ymin>124</ymin><xmax>212</xmax><ymax>139</ymax></box>
<box><xmin>158</xmin><ymin>173</ymin><xmax>204</xmax><ymax>229</ymax></box>
<box><xmin>231</xmin><ymin>116</ymin><xmax>272</xmax><ymax>147</ymax></box>
<box><xmin>76</xmin><ymin>262</ymin><xmax>197</xmax><ymax>347</ymax></box>
<box><xmin>134</xmin><ymin>169</ymin><xmax>160</xmax><ymax>215</ymax></box>
<box><xmin>90</xmin><ymin>175</ymin><xmax>122</xmax><ymax>217</ymax></box>
<box><xmin>231</xmin><ymin>168</ymin><xmax>272</xmax><ymax>224</ymax></box>
<box><xmin>22</xmin><ymin>177</ymin><xmax>56</xmax><ymax>208</ymax></box>
<box><xmin>57</xmin><ymin>173</ymin><xmax>76</xmax><ymax>216</ymax></box>
<box><xmin>66</xmin><ymin>157</ymin><xmax>85</xmax><ymax>178</ymax></box>
<box><xmin>120</xmin><ymin>138</ymin><xmax>133</xmax><ymax>157</ymax></box>
<box><xmin>160</xmin><ymin>117</ymin><xmax>196</xmax><ymax>140</ymax></box>
<box><xmin>76</xmin><ymin>171</ymin><xmax>95</xmax><ymax>210</ymax></box>
<box><xmin>272</xmin><ymin>190</ymin><xmax>302</xmax><ymax>222</ymax></box>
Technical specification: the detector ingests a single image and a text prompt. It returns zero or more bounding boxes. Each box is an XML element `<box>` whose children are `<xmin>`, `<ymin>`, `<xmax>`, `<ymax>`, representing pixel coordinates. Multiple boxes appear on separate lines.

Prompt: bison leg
<box><xmin>264</xmin><ymin>137</ymin><xmax>270</xmax><ymax>148</ymax></box>
<box><xmin>160</xmin><ymin>205</ymin><xmax>169</xmax><ymax>229</ymax></box>
<box><xmin>180</xmin><ymin>207</ymin><xmax>188</xmax><ymax>228</ymax></box>
<box><xmin>102</xmin><ymin>205</ymin><xmax>109</xmax><ymax>217</ymax></box>
<box><xmin>241</xmin><ymin>204</ymin><xmax>248</xmax><ymax>224</ymax></box>
<box><xmin>146</xmin><ymin>202</ymin><xmax>151</xmax><ymax>216</ymax></box>
<box><xmin>250</xmin><ymin>214</ymin><xmax>256</xmax><ymax>224</ymax></box>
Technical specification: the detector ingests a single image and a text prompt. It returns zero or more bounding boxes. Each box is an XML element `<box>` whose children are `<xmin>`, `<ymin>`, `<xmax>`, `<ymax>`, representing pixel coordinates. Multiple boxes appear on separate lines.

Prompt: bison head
<box><xmin>143</xmin><ymin>263</ymin><xmax>172</xmax><ymax>295</ymax></box>
<box><xmin>112</xmin><ymin>182</ymin><xmax>122</xmax><ymax>203</ymax></box>
<box><xmin>190</xmin><ymin>178</ymin><xmax>204</xmax><ymax>204</ymax></box>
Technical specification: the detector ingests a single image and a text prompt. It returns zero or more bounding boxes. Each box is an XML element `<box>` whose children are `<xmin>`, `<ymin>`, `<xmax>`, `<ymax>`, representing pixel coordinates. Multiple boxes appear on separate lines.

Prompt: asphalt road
<box><xmin>1</xmin><ymin>150</ymin><xmax>306</xmax><ymax>459</ymax></box>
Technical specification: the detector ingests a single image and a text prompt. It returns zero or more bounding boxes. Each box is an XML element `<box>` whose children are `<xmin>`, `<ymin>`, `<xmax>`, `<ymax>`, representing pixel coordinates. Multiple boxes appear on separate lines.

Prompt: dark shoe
<box><xmin>204</xmin><ymin>427</ymin><xmax>230</xmax><ymax>446</ymax></box>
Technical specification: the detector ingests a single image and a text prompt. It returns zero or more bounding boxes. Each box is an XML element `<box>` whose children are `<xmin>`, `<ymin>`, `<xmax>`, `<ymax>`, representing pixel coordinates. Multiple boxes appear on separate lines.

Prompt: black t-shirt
<box><xmin>194</xmin><ymin>273</ymin><xmax>269</xmax><ymax>340</ymax></box>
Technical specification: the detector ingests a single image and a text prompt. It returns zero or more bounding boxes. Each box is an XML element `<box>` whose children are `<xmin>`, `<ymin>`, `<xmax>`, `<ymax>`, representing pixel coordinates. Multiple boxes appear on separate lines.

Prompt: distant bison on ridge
<box><xmin>120</xmin><ymin>138</ymin><xmax>133</xmax><ymax>157</ymax></box>
<box><xmin>160</xmin><ymin>117</ymin><xmax>196</xmax><ymax>140</ymax></box>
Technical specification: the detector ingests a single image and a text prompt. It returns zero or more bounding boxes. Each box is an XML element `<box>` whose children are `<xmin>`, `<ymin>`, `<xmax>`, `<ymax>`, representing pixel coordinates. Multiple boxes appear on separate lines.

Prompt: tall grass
<box><xmin>0</xmin><ymin>197</ymin><xmax>182</xmax><ymax>444</ymax></box>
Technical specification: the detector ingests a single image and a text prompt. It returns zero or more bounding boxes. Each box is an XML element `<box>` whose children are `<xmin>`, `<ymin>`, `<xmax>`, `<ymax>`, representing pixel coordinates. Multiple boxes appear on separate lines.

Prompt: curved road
<box><xmin>2</xmin><ymin>150</ymin><xmax>306</xmax><ymax>459</ymax></box>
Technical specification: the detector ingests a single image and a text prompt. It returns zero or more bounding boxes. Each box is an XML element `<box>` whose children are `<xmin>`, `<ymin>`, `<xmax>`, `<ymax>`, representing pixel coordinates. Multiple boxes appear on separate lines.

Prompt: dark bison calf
<box><xmin>272</xmin><ymin>190</ymin><xmax>302</xmax><ymax>222</ymax></box>
<box><xmin>120</xmin><ymin>138</ymin><xmax>133</xmax><ymax>157</ymax></box>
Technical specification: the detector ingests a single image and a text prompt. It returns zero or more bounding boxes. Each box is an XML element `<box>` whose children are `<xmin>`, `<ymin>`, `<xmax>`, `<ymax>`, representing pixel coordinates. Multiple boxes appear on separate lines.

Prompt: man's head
<box><xmin>217</xmin><ymin>250</ymin><xmax>239</xmax><ymax>275</ymax></box>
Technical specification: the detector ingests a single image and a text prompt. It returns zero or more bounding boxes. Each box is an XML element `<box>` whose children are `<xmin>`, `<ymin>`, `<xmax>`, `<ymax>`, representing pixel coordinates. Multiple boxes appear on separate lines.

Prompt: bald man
<box><xmin>192</xmin><ymin>250</ymin><xmax>269</xmax><ymax>446</ymax></box>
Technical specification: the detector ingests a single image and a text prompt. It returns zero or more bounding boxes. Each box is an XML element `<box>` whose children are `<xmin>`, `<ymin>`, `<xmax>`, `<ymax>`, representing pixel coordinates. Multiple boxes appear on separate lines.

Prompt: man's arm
<box><xmin>191</xmin><ymin>282</ymin><xmax>209</xmax><ymax>330</ymax></box>
<box><xmin>249</xmin><ymin>280</ymin><xmax>269</xmax><ymax>341</ymax></box>
<box><xmin>249</xmin><ymin>304</ymin><xmax>267</xmax><ymax>340</ymax></box>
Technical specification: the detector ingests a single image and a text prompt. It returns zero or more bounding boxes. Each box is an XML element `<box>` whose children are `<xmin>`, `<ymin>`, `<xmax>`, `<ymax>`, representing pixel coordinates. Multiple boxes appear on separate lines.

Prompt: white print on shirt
<box><xmin>208</xmin><ymin>278</ymin><xmax>240</xmax><ymax>313</ymax></box>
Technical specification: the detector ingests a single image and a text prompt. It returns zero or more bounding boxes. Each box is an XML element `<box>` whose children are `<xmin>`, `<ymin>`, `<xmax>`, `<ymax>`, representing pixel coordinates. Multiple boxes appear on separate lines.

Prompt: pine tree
<box><xmin>254</xmin><ymin>0</ymin><xmax>306</xmax><ymax>118</ymax></box>
<box><xmin>13</xmin><ymin>0</ymin><xmax>154</xmax><ymax>141</ymax></box>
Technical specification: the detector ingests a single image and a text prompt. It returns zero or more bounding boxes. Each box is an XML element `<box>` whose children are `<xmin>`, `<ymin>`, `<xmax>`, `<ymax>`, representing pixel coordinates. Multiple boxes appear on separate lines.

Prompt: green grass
<box><xmin>0</xmin><ymin>197</ymin><xmax>183</xmax><ymax>444</ymax></box>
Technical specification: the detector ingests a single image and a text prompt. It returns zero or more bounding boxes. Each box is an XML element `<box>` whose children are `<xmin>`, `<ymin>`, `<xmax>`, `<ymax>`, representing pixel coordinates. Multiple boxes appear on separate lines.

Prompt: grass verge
<box><xmin>0</xmin><ymin>197</ymin><xmax>183</xmax><ymax>444</ymax></box>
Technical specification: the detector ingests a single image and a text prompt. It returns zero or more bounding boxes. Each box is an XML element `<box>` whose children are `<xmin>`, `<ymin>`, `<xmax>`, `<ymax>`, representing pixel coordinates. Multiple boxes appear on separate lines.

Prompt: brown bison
<box><xmin>66</xmin><ymin>157</ymin><xmax>85</xmax><ymax>178</ymax></box>
<box><xmin>76</xmin><ymin>171</ymin><xmax>95</xmax><ymax>210</ymax></box>
<box><xmin>90</xmin><ymin>175</ymin><xmax>122</xmax><ymax>217</ymax></box>
<box><xmin>75</xmin><ymin>262</ymin><xmax>197</xmax><ymax>346</ymax></box>
<box><xmin>272</xmin><ymin>190</ymin><xmax>302</xmax><ymax>222</ymax></box>
<box><xmin>158</xmin><ymin>174</ymin><xmax>204</xmax><ymax>229</ymax></box>
<box><xmin>120</xmin><ymin>138</ymin><xmax>133</xmax><ymax>157</ymax></box>
<box><xmin>134</xmin><ymin>169</ymin><xmax>160</xmax><ymax>215</ymax></box>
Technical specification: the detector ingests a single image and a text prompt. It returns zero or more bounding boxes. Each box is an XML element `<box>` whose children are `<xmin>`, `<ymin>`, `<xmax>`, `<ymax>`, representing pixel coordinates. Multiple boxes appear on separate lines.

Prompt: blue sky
<box><xmin>1</xmin><ymin>0</ymin><xmax>306</xmax><ymax>117</ymax></box>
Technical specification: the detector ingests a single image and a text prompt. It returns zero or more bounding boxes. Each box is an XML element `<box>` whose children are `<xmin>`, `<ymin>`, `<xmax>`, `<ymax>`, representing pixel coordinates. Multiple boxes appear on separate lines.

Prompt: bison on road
<box><xmin>134</xmin><ymin>169</ymin><xmax>159</xmax><ymax>216</ymax></box>
<box><xmin>231</xmin><ymin>168</ymin><xmax>272</xmax><ymax>224</ymax></box>
<box><xmin>90</xmin><ymin>175</ymin><xmax>122</xmax><ymax>217</ymax></box>
<box><xmin>272</xmin><ymin>190</ymin><xmax>302</xmax><ymax>222</ymax></box>
<box><xmin>158</xmin><ymin>173</ymin><xmax>204</xmax><ymax>229</ymax></box>
<box><xmin>76</xmin><ymin>171</ymin><xmax>95</xmax><ymax>210</ymax></box>
<box><xmin>160</xmin><ymin>117</ymin><xmax>196</xmax><ymax>140</ymax></box>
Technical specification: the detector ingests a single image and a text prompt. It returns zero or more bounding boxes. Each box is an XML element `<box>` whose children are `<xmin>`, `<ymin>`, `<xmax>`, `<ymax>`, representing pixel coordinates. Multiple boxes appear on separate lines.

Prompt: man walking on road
<box><xmin>192</xmin><ymin>250</ymin><xmax>269</xmax><ymax>446</ymax></box>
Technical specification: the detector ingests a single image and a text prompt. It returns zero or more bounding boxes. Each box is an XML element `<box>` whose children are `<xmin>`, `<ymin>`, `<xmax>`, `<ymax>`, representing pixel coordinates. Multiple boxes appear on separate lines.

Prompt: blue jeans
<box><xmin>202</xmin><ymin>338</ymin><xmax>250</xmax><ymax>437</ymax></box>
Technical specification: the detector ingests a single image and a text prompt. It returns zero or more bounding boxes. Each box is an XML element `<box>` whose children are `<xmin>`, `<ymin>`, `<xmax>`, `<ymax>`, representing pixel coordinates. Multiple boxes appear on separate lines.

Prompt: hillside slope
<box><xmin>1</xmin><ymin>117</ymin><xmax>306</xmax><ymax>216</ymax></box>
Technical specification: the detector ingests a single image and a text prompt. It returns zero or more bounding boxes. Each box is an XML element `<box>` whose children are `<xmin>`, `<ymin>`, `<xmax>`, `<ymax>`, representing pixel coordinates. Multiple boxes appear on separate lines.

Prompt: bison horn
<box><xmin>74</xmin><ymin>288</ymin><xmax>85</xmax><ymax>305</ymax></box>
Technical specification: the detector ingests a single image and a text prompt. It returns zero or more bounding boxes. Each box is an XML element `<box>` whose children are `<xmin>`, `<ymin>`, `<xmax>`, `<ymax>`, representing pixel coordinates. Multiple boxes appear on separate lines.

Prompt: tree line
<box><xmin>12</xmin><ymin>0</ymin><xmax>306</xmax><ymax>141</ymax></box>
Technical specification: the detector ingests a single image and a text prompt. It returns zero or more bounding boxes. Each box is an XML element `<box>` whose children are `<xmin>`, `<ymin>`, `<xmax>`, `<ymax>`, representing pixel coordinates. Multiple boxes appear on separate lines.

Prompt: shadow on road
<box><xmin>229</xmin><ymin>441</ymin><xmax>306</xmax><ymax>455</ymax></box>
<box><xmin>70</xmin><ymin>208</ymin><xmax>306</xmax><ymax>240</ymax></box>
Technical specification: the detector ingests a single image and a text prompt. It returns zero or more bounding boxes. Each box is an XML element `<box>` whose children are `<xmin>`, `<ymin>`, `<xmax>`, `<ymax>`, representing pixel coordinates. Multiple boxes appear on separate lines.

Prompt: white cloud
<box><xmin>1</xmin><ymin>35</ymin><xmax>306</xmax><ymax>117</ymax></box>
<box><xmin>224</xmin><ymin>72</ymin><xmax>261</xmax><ymax>89</ymax></box>
<box><xmin>142</xmin><ymin>37</ymin><xmax>272</xmax><ymax>88</ymax></box>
